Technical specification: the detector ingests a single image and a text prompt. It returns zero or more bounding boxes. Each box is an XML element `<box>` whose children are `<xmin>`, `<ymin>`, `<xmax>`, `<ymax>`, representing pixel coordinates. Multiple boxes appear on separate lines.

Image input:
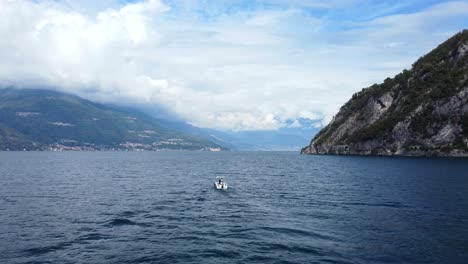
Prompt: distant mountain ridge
<box><xmin>302</xmin><ymin>30</ymin><xmax>468</xmax><ymax>157</ymax></box>
<box><xmin>170</xmin><ymin>124</ymin><xmax>318</xmax><ymax>151</ymax></box>
<box><xmin>0</xmin><ymin>88</ymin><xmax>225</xmax><ymax>151</ymax></box>
<box><xmin>0</xmin><ymin>88</ymin><xmax>317</xmax><ymax>151</ymax></box>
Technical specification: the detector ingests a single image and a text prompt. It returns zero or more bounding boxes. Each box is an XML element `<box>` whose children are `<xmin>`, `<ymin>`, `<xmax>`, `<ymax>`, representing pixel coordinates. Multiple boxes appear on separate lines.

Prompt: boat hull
<box><xmin>214</xmin><ymin>182</ymin><xmax>228</xmax><ymax>190</ymax></box>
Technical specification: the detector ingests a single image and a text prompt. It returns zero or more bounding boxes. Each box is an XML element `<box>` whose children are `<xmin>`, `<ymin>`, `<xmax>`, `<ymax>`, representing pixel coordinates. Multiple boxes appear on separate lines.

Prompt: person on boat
<box><xmin>218</xmin><ymin>179</ymin><xmax>222</xmax><ymax>185</ymax></box>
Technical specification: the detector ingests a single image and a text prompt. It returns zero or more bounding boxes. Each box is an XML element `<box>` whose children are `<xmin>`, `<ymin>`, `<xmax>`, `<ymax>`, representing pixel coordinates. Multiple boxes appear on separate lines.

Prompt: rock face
<box><xmin>302</xmin><ymin>30</ymin><xmax>468</xmax><ymax>157</ymax></box>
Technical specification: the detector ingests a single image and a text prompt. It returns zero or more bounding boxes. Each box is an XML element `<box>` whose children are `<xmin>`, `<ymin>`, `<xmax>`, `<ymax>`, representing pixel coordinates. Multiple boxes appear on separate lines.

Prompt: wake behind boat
<box><xmin>214</xmin><ymin>176</ymin><xmax>228</xmax><ymax>190</ymax></box>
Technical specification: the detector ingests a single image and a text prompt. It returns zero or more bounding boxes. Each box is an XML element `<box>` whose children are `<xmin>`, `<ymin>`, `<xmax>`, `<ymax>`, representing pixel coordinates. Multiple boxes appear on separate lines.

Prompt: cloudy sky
<box><xmin>0</xmin><ymin>0</ymin><xmax>467</xmax><ymax>130</ymax></box>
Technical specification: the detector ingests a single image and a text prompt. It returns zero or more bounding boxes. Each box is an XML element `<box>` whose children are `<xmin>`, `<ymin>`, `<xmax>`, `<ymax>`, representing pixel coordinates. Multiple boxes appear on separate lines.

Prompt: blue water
<box><xmin>1</xmin><ymin>152</ymin><xmax>468</xmax><ymax>264</ymax></box>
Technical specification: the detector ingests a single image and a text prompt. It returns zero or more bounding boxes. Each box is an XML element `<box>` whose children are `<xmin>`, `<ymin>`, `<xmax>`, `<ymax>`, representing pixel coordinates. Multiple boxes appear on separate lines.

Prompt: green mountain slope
<box><xmin>302</xmin><ymin>30</ymin><xmax>468</xmax><ymax>157</ymax></box>
<box><xmin>0</xmin><ymin>88</ymin><xmax>224</xmax><ymax>151</ymax></box>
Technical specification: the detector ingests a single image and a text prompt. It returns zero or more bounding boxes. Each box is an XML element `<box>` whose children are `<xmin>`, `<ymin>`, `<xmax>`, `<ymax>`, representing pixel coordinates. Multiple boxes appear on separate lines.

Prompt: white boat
<box><xmin>214</xmin><ymin>176</ymin><xmax>228</xmax><ymax>190</ymax></box>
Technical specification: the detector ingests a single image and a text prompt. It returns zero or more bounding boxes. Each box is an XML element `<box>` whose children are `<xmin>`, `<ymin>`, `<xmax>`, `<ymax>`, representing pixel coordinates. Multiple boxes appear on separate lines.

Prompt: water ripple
<box><xmin>1</xmin><ymin>152</ymin><xmax>467</xmax><ymax>264</ymax></box>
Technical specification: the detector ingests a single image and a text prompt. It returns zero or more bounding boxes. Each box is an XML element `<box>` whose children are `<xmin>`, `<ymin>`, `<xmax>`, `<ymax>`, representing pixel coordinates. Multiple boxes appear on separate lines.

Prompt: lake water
<box><xmin>1</xmin><ymin>151</ymin><xmax>468</xmax><ymax>264</ymax></box>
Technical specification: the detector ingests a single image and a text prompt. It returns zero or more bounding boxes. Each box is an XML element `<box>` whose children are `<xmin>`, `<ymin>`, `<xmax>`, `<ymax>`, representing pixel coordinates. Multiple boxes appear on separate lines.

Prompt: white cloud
<box><xmin>299</xmin><ymin>111</ymin><xmax>320</xmax><ymax>120</ymax></box>
<box><xmin>0</xmin><ymin>0</ymin><xmax>467</xmax><ymax>131</ymax></box>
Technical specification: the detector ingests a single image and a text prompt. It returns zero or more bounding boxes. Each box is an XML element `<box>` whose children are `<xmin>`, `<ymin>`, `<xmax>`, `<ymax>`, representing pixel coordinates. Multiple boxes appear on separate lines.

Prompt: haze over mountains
<box><xmin>0</xmin><ymin>88</ymin><xmax>224</xmax><ymax>151</ymax></box>
<box><xmin>0</xmin><ymin>88</ymin><xmax>316</xmax><ymax>151</ymax></box>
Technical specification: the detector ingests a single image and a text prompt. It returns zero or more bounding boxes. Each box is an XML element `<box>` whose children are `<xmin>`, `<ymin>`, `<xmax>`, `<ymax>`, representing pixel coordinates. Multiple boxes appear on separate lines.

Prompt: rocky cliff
<box><xmin>302</xmin><ymin>30</ymin><xmax>468</xmax><ymax>157</ymax></box>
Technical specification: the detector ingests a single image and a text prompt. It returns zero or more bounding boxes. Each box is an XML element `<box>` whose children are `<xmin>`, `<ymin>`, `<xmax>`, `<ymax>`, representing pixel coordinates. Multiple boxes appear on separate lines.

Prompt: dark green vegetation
<box><xmin>0</xmin><ymin>88</ymin><xmax>224</xmax><ymax>151</ymax></box>
<box><xmin>303</xmin><ymin>30</ymin><xmax>468</xmax><ymax>157</ymax></box>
